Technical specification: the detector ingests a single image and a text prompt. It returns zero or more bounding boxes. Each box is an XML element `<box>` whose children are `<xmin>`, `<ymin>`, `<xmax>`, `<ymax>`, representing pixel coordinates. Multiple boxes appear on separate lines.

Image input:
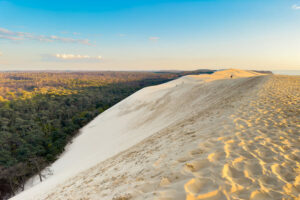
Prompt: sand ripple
<box><xmin>25</xmin><ymin>74</ymin><xmax>300</xmax><ymax>200</ymax></box>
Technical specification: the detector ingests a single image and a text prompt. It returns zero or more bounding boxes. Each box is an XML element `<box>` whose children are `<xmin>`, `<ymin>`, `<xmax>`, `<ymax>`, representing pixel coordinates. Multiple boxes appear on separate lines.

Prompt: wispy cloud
<box><xmin>292</xmin><ymin>4</ymin><xmax>300</xmax><ymax>10</ymax></box>
<box><xmin>0</xmin><ymin>35</ymin><xmax>23</xmax><ymax>41</ymax></box>
<box><xmin>149</xmin><ymin>36</ymin><xmax>160</xmax><ymax>42</ymax></box>
<box><xmin>55</xmin><ymin>54</ymin><xmax>102</xmax><ymax>60</ymax></box>
<box><xmin>0</xmin><ymin>27</ymin><xmax>91</xmax><ymax>45</ymax></box>
<box><xmin>118</xmin><ymin>33</ymin><xmax>126</xmax><ymax>37</ymax></box>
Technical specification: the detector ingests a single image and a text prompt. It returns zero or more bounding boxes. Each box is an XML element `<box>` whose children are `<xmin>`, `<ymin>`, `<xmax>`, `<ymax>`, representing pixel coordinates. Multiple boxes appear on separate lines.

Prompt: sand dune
<box><xmin>11</xmin><ymin>69</ymin><xmax>300</xmax><ymax>200</ymax></box>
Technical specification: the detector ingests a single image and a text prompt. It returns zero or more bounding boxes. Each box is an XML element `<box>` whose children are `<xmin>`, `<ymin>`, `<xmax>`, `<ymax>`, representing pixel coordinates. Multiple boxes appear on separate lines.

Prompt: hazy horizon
<box><xmin>1</xmin><ymin>0</ymin><xmax>300</xmax><ymax>71</ymax></box>
<box><xmin>1</xmin><ymin>69</ymin><xmax>300</xmax><ymax>76</ymax></box>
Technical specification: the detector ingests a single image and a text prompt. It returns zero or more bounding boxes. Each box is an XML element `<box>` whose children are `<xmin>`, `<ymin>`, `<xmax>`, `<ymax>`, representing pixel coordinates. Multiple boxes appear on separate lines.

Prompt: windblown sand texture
<box><xmin>12</xmin><ymin>70</ymin><xmax>300</xmax><ymax>200</ymax></box>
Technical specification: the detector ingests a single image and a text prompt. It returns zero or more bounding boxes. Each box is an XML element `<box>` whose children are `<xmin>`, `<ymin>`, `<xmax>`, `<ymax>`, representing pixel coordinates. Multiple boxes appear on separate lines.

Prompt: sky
<box><xmin>0</xmin><ymin>0</ymin><xmax>299</xmax><ymax>71</ymax></box>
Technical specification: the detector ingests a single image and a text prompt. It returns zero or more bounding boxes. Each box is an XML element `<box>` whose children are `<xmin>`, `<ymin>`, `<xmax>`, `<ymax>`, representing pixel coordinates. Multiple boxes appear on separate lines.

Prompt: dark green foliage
<box><xmin>0</xmin><ymin>72</ymin><xmax>177</xmax><ymax>199</ymax></box>
<box><xmin>0</xmin><ymin>70</ymin><xmax>212</xmax><ymax>198</ymax></box>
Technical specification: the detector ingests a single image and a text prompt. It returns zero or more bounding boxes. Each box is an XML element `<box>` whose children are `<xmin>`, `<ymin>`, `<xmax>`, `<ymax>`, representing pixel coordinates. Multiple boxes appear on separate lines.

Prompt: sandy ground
<box><xmin>12</xmin><ymin>70</ymin><xmax>300</xmax><ymax>200</ymax></box>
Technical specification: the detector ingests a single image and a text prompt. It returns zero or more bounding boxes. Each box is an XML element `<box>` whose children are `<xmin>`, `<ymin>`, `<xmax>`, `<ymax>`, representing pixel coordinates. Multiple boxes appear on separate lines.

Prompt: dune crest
<box><xmin>11</xmin><ymin>70</ymin><xmax>300</xmax><ymax>200</ymax></box>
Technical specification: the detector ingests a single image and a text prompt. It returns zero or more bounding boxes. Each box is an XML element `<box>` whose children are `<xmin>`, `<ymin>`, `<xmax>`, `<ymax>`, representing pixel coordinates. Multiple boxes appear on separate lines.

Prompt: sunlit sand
<box><xmin>12</xmin><ymin>69</ymin><xmax>300</xmax><ymax>200</ymax></box>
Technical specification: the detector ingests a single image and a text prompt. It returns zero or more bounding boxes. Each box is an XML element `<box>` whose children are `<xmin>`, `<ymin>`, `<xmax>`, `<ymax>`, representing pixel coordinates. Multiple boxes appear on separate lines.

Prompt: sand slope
<box><xmin>11</xmin><ymin>70</ymin><xmax>300</xmax><ymax>200</ymax></box>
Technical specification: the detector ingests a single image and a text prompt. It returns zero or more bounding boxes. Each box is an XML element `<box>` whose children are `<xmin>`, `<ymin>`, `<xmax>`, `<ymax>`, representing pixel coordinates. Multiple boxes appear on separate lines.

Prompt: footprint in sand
<box><xmin>139</xmin><ymin>181</ymin><xmax>159</xmax><ymax>193</ymax></box>
<box><xmin>207</xmin><ymin>151</ymin><xmax>226</xmax><ymax>163</ymax></box>
<box><xmin>189</xmin><ymin>149</ymin><xmax>205</xmax><ymax>157</ymax></box>
<box><xmin>271</xmin><ymin>164</ymin><xmax>295</xmax><ymax>183</ymax></box>
<box><xmin>222</xmin><ymin>164</ymin><xmax>252</xmax><ymax>190</ymax></box>
<box><xmin>258</xmin><ymin>175</ymin><xmax>283</xmax><ymax>190</ymax></box>
<box><xmin>184</xmin><ymin>159</ymin><xmax>211</xmax><ymax>173</ymax></box>
<box><xmin>184</xmin><ymin>178</ymin><xmax>226</xmax><ymax>200</ymax></box>
<box><xmin>243</xmin><ymin>161</ymin><xmax>262</xmax><ymax>180</ymax></box>
<box><xmin>177</xmin><ymin>157</ymin><xmax>191</xmax><ymax>163</ymax></box>
<box><xmin>249</xmin><ymin>190</ymin><xmax>272</xmax><ymax>200</ymax></box>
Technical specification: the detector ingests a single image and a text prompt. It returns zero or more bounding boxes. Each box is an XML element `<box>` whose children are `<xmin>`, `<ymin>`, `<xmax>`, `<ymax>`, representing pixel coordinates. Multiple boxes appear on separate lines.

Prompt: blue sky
<box><xmin>0</xmin><ymin>0</ymin><xmax>299</xmax><ymax>70</ymax></box>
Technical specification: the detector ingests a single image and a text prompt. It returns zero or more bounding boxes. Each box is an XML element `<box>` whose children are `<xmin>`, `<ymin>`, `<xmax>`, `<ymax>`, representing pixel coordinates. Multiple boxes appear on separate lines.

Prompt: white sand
<box><xmin>11</xmin><ymin>69</ymin><xmax>300</xmax><ymax>200</ymax></box>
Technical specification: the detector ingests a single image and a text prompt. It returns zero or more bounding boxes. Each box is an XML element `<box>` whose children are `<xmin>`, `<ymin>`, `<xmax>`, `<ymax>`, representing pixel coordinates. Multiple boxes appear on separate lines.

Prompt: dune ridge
<box><xmin>12</xmin><ymin>70</ymin><xmax>300</xmax><ymax>200</ymax></box>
